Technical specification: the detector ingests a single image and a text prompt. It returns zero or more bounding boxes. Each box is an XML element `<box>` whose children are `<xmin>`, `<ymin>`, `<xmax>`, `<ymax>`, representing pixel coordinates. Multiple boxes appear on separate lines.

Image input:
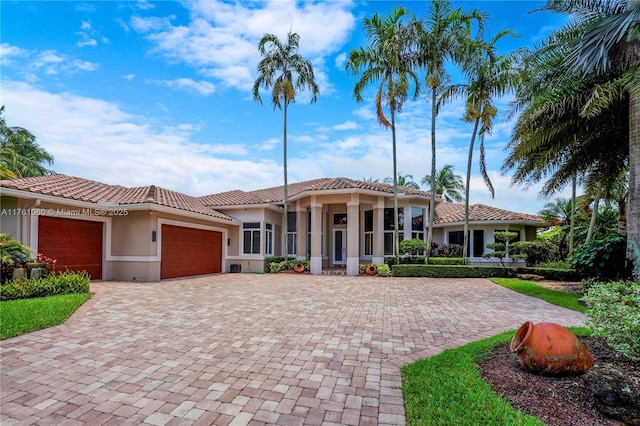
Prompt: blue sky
<box><xmin>1</xmin><ymin>0</ymin><xmax>569</xmax><ymax>215</ymax></box>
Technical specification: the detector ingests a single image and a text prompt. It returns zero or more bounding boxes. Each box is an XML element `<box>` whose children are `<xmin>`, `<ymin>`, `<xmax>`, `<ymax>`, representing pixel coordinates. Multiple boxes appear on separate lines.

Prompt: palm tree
<box><xmin>384</xmin><ymin>171</ymin><xmax>420</xmax><ymax>189</ymax></box>
<box><xmin>1</xmin><ymin>106</ymin><xmax>54</xmax><ymax>179</ymax></box>
<box><xmin>421</xmin><ymin>164</ymin><xmax>464</xmax><ymax>202</ymax></box>
<box><xmin>519</xmin><ymin>0</ymin><xmax>639</xmax><ymax>279</ymax></box>
<box><xmin>252</xmin><ymin>33</ymin><xmax>319</xmax><ymax>263</ymax></box>
<box><xmin>441</xmin><ymin>29</ymin><xmax>519</xmax><ymax>261</ymax></box>
<box><xmin>362</xmin><ymin>177</ymin><xmax>380</xmax><ymax>183</ymax></box>
<box><xmin>346</xmin><ymin>6</ymin><xmax>419</xmax><ymax>264</ymax></box>
<box><xmin>413</xmin><ymin>0</ymin><xmax>480</xmax><ymax>263</ymax></box>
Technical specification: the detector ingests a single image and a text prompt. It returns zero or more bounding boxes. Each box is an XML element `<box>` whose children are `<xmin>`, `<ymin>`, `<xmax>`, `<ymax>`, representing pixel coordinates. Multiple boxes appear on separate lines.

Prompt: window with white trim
<box><xmin>384</xmin><ymin>207</ymin><xmax>404</xmax><ymax>255</ymax></box>
<box><xmin>411</xmin><ymin>207</ymin><xmax>425</xmax><ymax>241</ymax></box>
<box><xmin>243</xmin><ymin>222</ymin><xmax>261</xmax><ymax>254</ymax></box>
<box><xmin>265</xmin><ymin>223</ymin><xmax>273</xmax><ymax>255</ymax></box>
<box><xmin>363</xmin><ymin>210</ymin><xmax>373</xmax><ymax>256</ymax></box>
<box><xmin>287</xmin><ymin>211</ymin><xmax>297</xmax><ymax>255</ymax></box>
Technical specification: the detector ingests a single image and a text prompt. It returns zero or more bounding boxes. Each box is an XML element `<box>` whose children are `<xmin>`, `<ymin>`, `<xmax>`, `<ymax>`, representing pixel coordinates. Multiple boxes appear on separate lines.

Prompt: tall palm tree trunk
<box><xmin>463</xmin><ymin>118</ymin><xmax>480</xmax><ymax>263</ymax></box>
<box><xmin>569</xmin><ymin>172</ymin><xmax>576</xmax><ymax>254</ymax></box>
<box><xmin>585</xmin><ymin>192</ymin><xmax>600</xmax><ymax>243</ymax></box>
<box><xmin>391</xmin><ymin>107</ymin><xmax>400</xmax><ymax>266</ymax></box>
<box><xmin>283</xmin><ymin>101</ymin><xmax>289</xmax><ymax>266</ymax></box>
<box><xmin>628</xmin><ymin>89</ymin><xmax>640</xmax><ymax>280</ymax></box>
<box><xmin>426</xmin><ymin>87</ymin><xmax>437</xmax><ymax>264</ymax></box>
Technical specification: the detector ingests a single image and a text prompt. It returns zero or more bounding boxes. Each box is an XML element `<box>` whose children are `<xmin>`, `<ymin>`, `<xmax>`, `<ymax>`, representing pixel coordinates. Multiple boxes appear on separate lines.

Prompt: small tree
<box><xmin>399</xmin><ymin>238</ymin><xmax>427</xmax><ymax>263</ymax></box>
<box><xmin>483</xmin><ymin>231</ymin><xmax>525</xmax><ymax>267</ymax></box>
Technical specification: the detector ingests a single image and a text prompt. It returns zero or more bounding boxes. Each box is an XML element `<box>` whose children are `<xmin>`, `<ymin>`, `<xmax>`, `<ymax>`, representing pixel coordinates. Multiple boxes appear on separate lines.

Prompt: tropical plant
<box><xmin>441</xmin><ymin>29</ymin><xmax>520</xmax><ymax>262</ymax></box>
<box><xmin>582</xmin><ymin>279</ymin><xmax>640</xmax><ymax>361</ymax></box>
<box><xmin>0</xmin><ymin>106</ymin><xmax>54</xmax><ymax>179</ymax></box>
<box><xmin>252</xmin><ymin>33</ymin><xmax>319</xmax><ymax>265</ymax></box>
<box><xmin>506</xmin><ymin>0</ymin><xmax>639</xmax><ymax>280</ymax></box>
<box><xmin>569</xmin><ymin>233</ymin><xmax>630</xmax><ymax>280</ymax></box>
<box><xmin>422</xmin><ymin>164</ymin><xmax>465</xmax><ymax>202</ymax></box>
<box><xmin>1</xmin><ymin>233</ymin><xmax>33</xmax><ymax>284</ymax></box>
<box><xmin>412</xmin><ymin>0</ymin><xmax>480</xmax><ymax>264</ymax></box>
<box><xmin>346</xmin><ymin>6</ymin><xmax>419</xmax><ymax>264</ymax></box>
<box><xmin>384</xmin><ymin>171</ymin><xmax>420</xmax><ymax>189</ymax></box>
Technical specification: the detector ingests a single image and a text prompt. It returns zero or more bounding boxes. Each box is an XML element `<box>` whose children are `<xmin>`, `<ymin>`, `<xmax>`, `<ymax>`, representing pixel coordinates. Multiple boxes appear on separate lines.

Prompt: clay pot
<box><xmin>293</xmin><ymin>263</ymin><xmax>305</xmax><ymax>273</ymax></box>
<box><xmin>365</xmin><ymin>264</ymin><xmax>377</xmax><ymax>276</ymax></box>
<box><xmin>510</xmin><ymin>321</ymin><xmax>594</xmax><ymax>376</ymax></box>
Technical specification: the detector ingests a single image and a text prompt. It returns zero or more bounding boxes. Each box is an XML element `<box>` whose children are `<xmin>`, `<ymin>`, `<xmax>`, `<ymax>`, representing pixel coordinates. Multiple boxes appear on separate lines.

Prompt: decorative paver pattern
<box><xmin>1</xmin><ymin>275</ymin><xmax>587</xmax><ymax>425</ymax></box>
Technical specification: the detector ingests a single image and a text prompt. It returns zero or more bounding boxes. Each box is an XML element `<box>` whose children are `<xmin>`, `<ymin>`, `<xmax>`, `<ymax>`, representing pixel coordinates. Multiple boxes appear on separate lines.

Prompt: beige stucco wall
<box><xmin>0</xmin><ymin>196</ymin><xmax>20</xmax><ymax>240</ymax></box>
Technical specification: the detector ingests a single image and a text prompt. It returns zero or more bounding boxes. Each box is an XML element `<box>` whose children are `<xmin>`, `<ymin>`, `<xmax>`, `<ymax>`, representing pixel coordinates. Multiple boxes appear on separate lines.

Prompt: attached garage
<box><xmin>38</xmin><ymin>216</ymin><xmax>103</xmax><ymax>279</ymax></box>
<box><xmin>160</xmin><ymin>224</ymin><xmax>222</xmax><ymax>279</ymax></box>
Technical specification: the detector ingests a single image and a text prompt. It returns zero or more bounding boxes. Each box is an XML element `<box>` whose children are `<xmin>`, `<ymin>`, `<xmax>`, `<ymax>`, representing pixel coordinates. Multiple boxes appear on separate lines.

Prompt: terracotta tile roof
<box><xmin>200</xmin><ymin>177</ymin><xmax>432</xmax><ymax>205</ymax></box>
<box><xmin>434</xmin><ymin>202</ymin><xmax>544</xmax><ymax>224</ymax></box>
<box><xmin>198</xmin><ymin>190</ymin><xmax>269</xmax><ymax>207</ymax></box>
<box><xmin>1</xmin><ymin>174</ymin><xmax>235</xmax><ymax>221</ymax></box>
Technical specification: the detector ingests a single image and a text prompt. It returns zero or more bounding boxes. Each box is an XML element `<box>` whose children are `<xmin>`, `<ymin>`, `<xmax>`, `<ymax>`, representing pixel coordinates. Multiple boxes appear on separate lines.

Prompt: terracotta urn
<box><xmin>510</xmin><ymin>321</ymin><xmax>594</xmax><ymax>376</ymax></box>
<box><xmin>365</xmin><ymin>264</ymin><xmax>377</xmax><ymax>276</ymax></box>
<box><xmin>293</xmin><ymin>263</ymin><xmax>305</xmax><ymax>273</ymax></box>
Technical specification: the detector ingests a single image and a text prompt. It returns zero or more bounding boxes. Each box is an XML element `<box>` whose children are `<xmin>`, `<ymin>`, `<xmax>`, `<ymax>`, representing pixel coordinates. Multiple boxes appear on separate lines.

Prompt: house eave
<box><xmin>0</xmin><ymin>187</ymin><xmax>239</xmax><ymax>225</ymax></box>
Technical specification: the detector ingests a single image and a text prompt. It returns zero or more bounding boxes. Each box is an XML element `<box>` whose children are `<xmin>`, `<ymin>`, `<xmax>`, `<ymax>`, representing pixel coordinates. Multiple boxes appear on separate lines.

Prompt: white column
<box><xmin>346</xmin><ymin>194</ymin><xmax>360</xmax><ymax>275</ymax></box>
<box><xmin>296</xmin><ymin>203</ymin><xmax>307</xmax><ymax>259</ymax></box>
<box><xmin>310</xmin><ymin>197</ymin><xmax>323</xmax><ymax>274</ymax></box>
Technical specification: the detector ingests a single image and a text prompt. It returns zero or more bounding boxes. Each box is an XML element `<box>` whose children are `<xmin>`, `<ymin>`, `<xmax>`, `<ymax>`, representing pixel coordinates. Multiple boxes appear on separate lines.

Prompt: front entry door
<box><xmin>333</xmin><ymin>229</ymin><xmax>347</xmax><ymax>265</ymax></box>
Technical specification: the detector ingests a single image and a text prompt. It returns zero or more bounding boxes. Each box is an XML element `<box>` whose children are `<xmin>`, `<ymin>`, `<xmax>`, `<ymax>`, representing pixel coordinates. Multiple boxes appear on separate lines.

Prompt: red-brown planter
<box><xmin>510</xmin><ymin>321</ymin><xmax>594</xmax><ymax>376</ymax></box>
<box><xmin>293</xmin><ymin>263</ymin><xmax>305</xmax><ymax>273</ymax></box>
<box><xmin>365</xmin><ymin>264</ymin><xmax>377</xmax><ymax>276</ymax></box>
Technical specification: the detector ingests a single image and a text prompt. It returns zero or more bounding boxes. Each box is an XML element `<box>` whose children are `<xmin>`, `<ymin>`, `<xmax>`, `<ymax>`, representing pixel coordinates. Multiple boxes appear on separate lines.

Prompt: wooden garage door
<box><xmin>38</xmin><ymin>216</ymin><xmax>103</xmax><ymax>279</ymax></box>
<box><xmin>161</xmin><ymin>225</ymin><xmax>222</xmax><ymax>279</ymax></box>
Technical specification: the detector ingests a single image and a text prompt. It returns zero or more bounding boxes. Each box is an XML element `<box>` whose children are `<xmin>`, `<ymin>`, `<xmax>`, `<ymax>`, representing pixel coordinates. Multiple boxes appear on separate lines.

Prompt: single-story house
<box><xmin>0</xmin><ymin>174</ymin><xmax>545</xmax><ymax>280</ymax></box>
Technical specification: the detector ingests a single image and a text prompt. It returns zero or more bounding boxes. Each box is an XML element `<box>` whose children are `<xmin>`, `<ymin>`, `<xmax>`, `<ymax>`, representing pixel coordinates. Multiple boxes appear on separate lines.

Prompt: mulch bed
<box><xmin>477</xmin><ymin>336</ymin><xmax>639</xmax><ymax>425</ymax></box>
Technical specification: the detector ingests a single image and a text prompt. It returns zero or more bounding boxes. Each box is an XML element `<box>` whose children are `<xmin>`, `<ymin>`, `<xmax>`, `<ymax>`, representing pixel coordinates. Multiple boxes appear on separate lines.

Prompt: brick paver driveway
<box><xmin>1</xmin><ymin>275</ymin><xmax>587</xmax><ymax>425</ymax></box>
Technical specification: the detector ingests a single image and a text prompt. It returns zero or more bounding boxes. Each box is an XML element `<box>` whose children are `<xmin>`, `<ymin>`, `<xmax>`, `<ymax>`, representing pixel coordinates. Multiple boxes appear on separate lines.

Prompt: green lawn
<box><xmin>0</xmin><ymin>293</ymin><xmax>91</xmax><ymax>340</ymax></box>
<box><xmin>490</xmin><ymin>277</ymin><xmax>587</xmax><ymax>313</ymax></box>
<box><xmin>403</xmin><ymin>278</ymin><xmax>588</xmax><ymax>425</ymax></box>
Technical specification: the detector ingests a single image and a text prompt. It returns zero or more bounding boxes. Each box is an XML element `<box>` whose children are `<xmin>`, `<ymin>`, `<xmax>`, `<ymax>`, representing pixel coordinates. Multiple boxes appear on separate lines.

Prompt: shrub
<box><xmin>268</xmin><ymin>259</ymin><xmax>310</xmax><ymax>273</ymax></box>
<box><xmin>359</xmin><ymin>264</ymin><xmax>367</xmax><ymax>274</ymax></box>
<box><xmin>428</xmin><ymin>257</ymin><xmax>465</xmax><ymax>265</ymax></box>
<box><xmin>393</xmin><ymin>265</ymin><xmax>515</xmax><ymax>278</ymax></box>
<box><xmin>536</xmin><ymin>260</ymin><xmax>571</xmax><ymax>269</ymax></box>
<box><xmin>569</xmin><ymin>234</ymin><xmax>630</xmax><ymax>279</ymax></box>
<box><xmin>581</xmin><ymin>280</ymin><xmax>640</xmax><ymax>361</ymax></box>
<box><xmin>1</xmin><ymin>234</ymin><xmax>33</xmax><ymax>284</ymax></box>
<box><xmin>435</xmin><ymin>244</ymin><xmax>463</xmax><ymax>258</ymax></box>
<box><xmin>514</xmin><ymin>267</ymin><xmax>580</xmax><ymax>282</ymax></box>
<box><xmin>399</xmin><ymin>239</ymin><xmax>427</xmax><ymax>256</ymax></box>
<box><xmin>269</xmin><ymin>261</ymin><xmax>286</xmax><ymax>273</ymax></box>
<box><xmin>385</xmin><ymin>256</ymin><xmax>426</xmax><ymax>266</ymax></box>
<box><xmin>0</xmin><ymin>271</ymin><xmax>90</xmax><ymax>301</ymax></box>
<box><xmin>376</xmin><ymin>264</ymin><xmax>391</xmax><ymax>277</ymax></box>
<box><xmin>512</xmin><ymin>240</ymin><xmax>556</xmax><ymax>267</ymax></box>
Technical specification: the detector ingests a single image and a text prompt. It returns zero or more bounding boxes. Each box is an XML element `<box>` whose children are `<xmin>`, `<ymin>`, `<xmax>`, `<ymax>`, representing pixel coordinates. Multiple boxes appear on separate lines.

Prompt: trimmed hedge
<box><xmin>428</xmin><ymin>257</ymin><xmax>465</xmax><ymax>265</ymax></box>
<box><xmin>394</xmin><ymin>265</ymin><xmax>515</xmax><ymax>278</ymax></box>
<box><xmin>517</xmin><ymin>267</ymin><xmax>581</xmax><ymax>281</ymax></box>
<box><xmin>0</xmin><ymin>271</ymin><xmax>91</xmax><ymax>301</ymax></box>
<box><xmin>393</xmin><ymin>265</ymin><xmax>580</xmax><ymax>280</ymax></box>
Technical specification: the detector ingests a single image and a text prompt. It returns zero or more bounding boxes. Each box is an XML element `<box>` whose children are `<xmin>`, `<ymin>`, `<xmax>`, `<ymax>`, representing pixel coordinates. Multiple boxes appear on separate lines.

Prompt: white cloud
<box><xmin>75</xmin><ymin>20</ymin><xmax>106</xmax><ymax>48</ymax></box>
<box><xmin>335</xmin><ymin>52</ymin><xmax>347</xmax><ymax>69</ymax></box>
<box><xmin>0</xmin><ymin>80</ymin><xmax>281</xmax><ymax>195</ymax></box>
<box><xmin>2</xmin><ymin>44</ymin><xmax>99</xmax><ymax>78</ymax></box>
<box><xmin>123</xmin><ymin>74</ymin><xmax>135</xmax><ymax>82</ymax></box>
<box><xmin>130</xmin><ymin>1</ymin><xmax>356</xmax><ymax>91</ymax></box>
<box><xmin>332</xmin><ymin>120</ymin><xmax>357</xmax><ymax>131</ymax></box>
<box><xmin>156</xmin><ymin>78</ymin><xmax>216</xmax><ymax>96</ymax></box>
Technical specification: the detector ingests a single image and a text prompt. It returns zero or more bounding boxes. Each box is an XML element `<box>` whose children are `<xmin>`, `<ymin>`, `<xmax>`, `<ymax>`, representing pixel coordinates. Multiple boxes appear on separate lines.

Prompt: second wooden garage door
<box><xmin>160</xmin><ymin>225</ymin><xmax>222</xmax><ymax>279</ymax></box>
<box><xmin>38</xmin><ymin>216</ymin><xmax>103</xmax><ymax>279</ymax></box>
